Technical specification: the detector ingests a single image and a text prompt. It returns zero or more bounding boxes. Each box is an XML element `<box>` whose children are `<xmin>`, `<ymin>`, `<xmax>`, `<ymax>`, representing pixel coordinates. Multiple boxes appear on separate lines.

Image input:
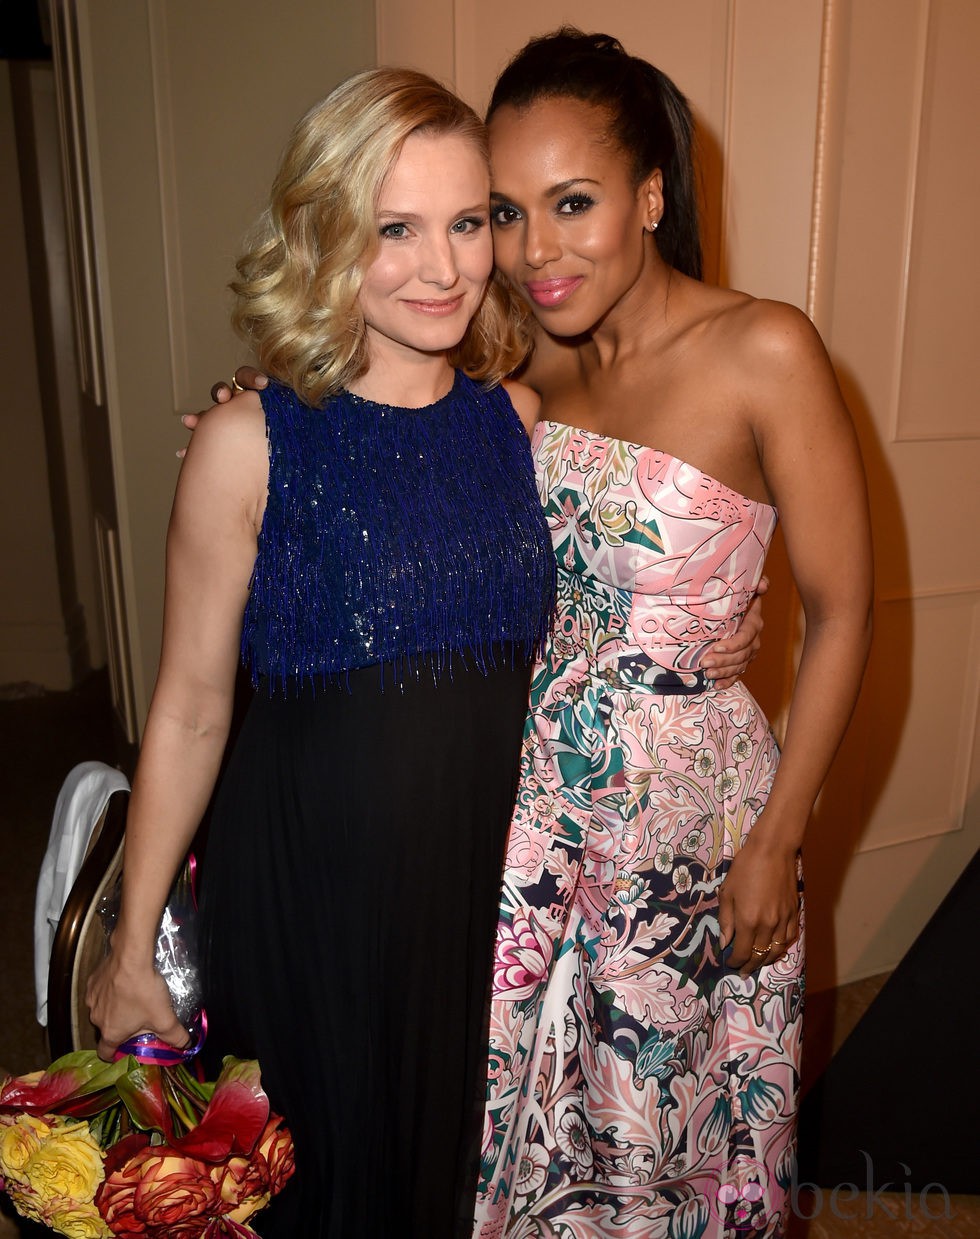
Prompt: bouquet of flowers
<box><xmin>0</xmin><ymin>1050</ymin><xmax>294</xmax><ymax>1238</ymax></box>
<box><xmin>2</xmin><ymin>855</ymin><xmax>292</xmax><ymax>1236</ymax></box>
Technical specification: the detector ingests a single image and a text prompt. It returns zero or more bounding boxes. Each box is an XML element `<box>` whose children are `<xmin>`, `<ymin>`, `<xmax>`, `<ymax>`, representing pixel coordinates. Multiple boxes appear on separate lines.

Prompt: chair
<box><xmin>45</xmin><ymin>787</ymin><xmax>128</xmax><ymax>1058</ymax></box>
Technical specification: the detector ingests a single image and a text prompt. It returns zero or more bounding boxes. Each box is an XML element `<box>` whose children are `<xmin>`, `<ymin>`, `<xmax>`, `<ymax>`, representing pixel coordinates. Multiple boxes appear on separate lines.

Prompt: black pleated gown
<box><xmin>198</xmin><ymin>374</ymin><xmax>554</xmax><ymax>1238</ymax></box>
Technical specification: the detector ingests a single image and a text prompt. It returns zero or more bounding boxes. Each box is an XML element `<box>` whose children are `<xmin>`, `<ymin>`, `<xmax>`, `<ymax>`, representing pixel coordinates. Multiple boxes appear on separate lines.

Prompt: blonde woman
<box><xmin>86</xmin><ymin>68</ymin><xmax>557</xmax><ymax>1237</ymax></box>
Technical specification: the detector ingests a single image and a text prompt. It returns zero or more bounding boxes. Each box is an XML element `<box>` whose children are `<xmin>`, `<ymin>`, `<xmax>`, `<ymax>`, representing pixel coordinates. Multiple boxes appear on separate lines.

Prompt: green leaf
<box><xmin>0</xmin><ymin>1051</ymin><xmax>129</xmax><ymax>1118</ymax></box>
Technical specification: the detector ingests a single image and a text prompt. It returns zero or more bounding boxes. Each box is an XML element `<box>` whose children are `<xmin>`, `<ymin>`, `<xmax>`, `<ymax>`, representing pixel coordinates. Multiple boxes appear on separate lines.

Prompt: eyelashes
<box><xmin>378</xmin><ymin>215</ymin><xmax>489</xmax><ymax>240</ymax></box>
<box><xmin>491</xmin><ymin>204</ymin><xmax>521</xmax><ymax>227</ymax></box>
<box><xmin>556</xmin><ymin>193</ymin><xmax>595</xmax><ymax>214</ymax></box>
<box><xmin>490</xmin><ymin>193</ymin><xmax>597</xmax><ymax>227</ymax></box>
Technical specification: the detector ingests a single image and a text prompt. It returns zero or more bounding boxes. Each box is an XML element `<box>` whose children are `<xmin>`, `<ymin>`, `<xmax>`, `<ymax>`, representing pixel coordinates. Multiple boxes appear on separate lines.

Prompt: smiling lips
<box><xmin>524</xmin><ymin>277</ymin><xmax>584</xmax><ymax>307</ymax></box>
<box><xmin>404</xmin><ymin>295</ymin><xmax>465</xmax><ymax>315</ymax></box>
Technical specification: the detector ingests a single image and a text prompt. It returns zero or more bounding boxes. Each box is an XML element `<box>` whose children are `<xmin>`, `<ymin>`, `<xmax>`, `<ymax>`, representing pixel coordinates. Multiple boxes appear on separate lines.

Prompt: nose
<box><xmin>419</xmin><ymin>232</ymin><xmax>459</xmax><ymax>289</ymax></box>
<box><xmin>523</xmin><ymin>212</ymin><xmax>561</xmax><ymax>269</ymax></box>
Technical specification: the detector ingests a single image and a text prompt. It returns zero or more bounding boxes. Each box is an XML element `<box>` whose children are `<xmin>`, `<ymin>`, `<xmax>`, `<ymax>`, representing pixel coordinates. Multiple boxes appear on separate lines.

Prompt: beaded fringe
<box><xmin>241</xmin><ymin>374</ymin><xmax>555</xmax><ymax>693</ymax></box>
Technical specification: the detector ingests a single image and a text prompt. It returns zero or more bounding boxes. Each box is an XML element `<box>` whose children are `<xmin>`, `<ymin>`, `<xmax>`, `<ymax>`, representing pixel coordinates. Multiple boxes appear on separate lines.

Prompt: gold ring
<box><xmin>751</xmin><ymin>946</ymin><xmax>768</xmax><ymax>956</ymax></box>
<box><xmin>230</xmin><ymin>376</ymin><xmax>244</xmax><ymax>393</ymax></box>
<box><xmin>771</xmin><ymin>939</ymin><xmax>787</xmax><ymax>946</ymax></box>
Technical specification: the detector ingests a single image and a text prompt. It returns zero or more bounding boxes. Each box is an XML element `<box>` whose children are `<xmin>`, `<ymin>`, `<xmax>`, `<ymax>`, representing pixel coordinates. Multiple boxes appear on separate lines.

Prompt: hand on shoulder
<box><xmin>176</xmin><ymin>389</ymin><xmax>268</xmax><ymax>534</ymax></box>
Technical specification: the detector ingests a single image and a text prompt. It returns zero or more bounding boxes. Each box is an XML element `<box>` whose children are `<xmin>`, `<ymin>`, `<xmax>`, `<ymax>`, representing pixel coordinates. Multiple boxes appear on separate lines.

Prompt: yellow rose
<box><xmin>4</xmin><ymin>1180</ymin><xmax>46</xmax><ymax>1225</ymax></box>
<box><xmin>23</xmin><ymin>1119</ymin><xmax>104</xmax><ymax>1206</ymax></box>
<box><xmin>44</xmin><ymin>1198</ymin><xmax>112</xmax><ymax>1239</ymax></box>
<box><xmin>0</xmin><ymin>1114</ymin><xmax>51</xmax><ymax>1184</ymax></box>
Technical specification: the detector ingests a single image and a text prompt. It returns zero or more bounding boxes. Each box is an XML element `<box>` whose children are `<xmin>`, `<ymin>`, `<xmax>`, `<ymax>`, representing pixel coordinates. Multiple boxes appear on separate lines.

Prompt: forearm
<box><xmin>750</xmin><ymin>607</ymin><xmax>872</xmax><ymax>852</ymax></box>
<box><xmin>111</xmin><ymin>695</ymin><xmax>232</xmax><ymax>965</ymax></box>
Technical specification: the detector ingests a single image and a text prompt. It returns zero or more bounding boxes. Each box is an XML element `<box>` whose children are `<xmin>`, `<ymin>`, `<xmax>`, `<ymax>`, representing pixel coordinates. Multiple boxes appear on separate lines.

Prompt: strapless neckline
<box><xmin>534</xmin><ymin>419</ymin><xmax>776</xmax><ymax>513</ymax></box>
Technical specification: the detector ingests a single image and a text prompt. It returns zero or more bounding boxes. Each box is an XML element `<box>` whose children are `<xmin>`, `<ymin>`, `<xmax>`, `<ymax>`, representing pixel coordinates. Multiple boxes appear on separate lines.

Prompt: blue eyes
<box><xmin>378</xmin><ymin>216</ymin><xmax>487</xmax><ymax>240</ymax></box>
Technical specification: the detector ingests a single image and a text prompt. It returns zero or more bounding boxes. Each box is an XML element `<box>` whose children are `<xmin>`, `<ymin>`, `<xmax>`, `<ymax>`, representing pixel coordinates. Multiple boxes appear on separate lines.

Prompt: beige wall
<box><xmin>802</xmin><ymin>0</ymin><xmax>980</xmax><ymax>986</ymax></box>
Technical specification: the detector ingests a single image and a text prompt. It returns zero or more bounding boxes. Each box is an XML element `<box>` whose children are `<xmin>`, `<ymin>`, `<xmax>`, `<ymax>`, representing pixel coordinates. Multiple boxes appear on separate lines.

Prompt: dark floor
<box><xmin>0</xmin><ymin>670</ymin><xmax>116</xmax><ymax>1078</ymax></box>
<box><xmin>1</xmin><ymin>673</ymin><xmax>976</xmax><ymax>1237</ymax></box>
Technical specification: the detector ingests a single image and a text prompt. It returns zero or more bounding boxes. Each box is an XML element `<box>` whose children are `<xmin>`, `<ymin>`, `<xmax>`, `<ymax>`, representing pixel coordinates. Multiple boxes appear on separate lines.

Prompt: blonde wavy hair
<box><xmin>231</xmin><ymin>67</ymin><xmax>533</xmax><ymax>407</ymax></box>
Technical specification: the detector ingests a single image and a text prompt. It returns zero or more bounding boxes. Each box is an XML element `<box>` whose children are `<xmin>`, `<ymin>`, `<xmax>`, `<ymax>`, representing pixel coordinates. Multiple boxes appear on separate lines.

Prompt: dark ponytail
<box><xmin>487</xmin><ymin>28</ymin><xmax>702</xmax><ymax>280</ymax></box>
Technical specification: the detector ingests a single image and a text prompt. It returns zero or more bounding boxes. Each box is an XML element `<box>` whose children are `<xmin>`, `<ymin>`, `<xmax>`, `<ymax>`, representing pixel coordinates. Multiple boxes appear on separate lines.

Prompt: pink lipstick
<box><xmin>524</xmin><ymin>277</ymin><xmax>583</xmax><ymax>307</ymax></box>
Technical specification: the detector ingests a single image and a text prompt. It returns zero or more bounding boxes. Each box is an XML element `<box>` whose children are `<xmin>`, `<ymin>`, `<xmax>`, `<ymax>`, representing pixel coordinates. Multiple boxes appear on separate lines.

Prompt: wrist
<box><xmin>744</xmin><ymin>809</ymin><xmax>806</xmax><ymax>857</ymax></box>
<box><xmin>109</xmin><ymin>920</ymin><xmax>159</xmax><ymax>969</ymax></box>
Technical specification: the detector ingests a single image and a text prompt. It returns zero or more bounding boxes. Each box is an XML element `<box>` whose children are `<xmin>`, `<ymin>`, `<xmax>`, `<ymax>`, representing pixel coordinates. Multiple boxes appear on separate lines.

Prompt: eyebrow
<box><xmin>490</xmin><ymin>178</ymin><xmax>601</xmax><ymax>201</ymax></box>
<box><xmin>377</xmin><ymin>204</ymin><xmax>488</xmax><ymax>219</ymax></box>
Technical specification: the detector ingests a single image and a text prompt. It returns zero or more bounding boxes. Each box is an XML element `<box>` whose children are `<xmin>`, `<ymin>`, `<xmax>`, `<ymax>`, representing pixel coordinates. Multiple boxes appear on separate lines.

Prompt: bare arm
<box><xmin>87</xmin><ymin>394</ymin><xmax>267</xmax><ymax>1057</ymax></box>
<box><xmin>719</xmin><ymin>304</ymin><xmax>873</xmax><ymax>971</ymax></box>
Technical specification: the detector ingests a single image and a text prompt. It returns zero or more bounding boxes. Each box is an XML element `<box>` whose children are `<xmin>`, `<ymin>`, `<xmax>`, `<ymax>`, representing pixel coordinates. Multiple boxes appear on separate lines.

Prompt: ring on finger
<box><xmin>771</xmin><ymin>938</ymin><xmax>787</xmax><ymax>947</ymax></box>
<box><xmin>230</xmin><ymin>377</ymin><xmax>244</xmax><ymax>393</ymax></box>
<box><xmin>750</xmin><ymin>945</ymin><xmax>769</xmax><ymax>956</ymax></box>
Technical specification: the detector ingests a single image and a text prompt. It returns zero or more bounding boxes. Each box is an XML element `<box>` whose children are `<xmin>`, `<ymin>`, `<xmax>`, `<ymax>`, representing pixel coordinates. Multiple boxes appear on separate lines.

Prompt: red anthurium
<box><xmin>172</xmin><ymin>1059</ymin><xmax>269</xmax><ymax>1162</ymax></box>
<box><xmin>0</xmin><ymin>1051</ymin><xmax>128</xmax><ymax>1118</ymax></box>
<box><xmin>115</xmin><ymin>1062</ymin><xmax>174</xmax><ymax>1141</ymax></box>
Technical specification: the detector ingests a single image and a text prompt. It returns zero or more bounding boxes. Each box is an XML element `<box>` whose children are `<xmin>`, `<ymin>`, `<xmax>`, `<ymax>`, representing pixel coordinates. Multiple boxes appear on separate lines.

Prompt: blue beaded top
<box><xmin>241</xmin><ymin>371</ymin><xmax>555</xmax><ymax>688</ymax></box>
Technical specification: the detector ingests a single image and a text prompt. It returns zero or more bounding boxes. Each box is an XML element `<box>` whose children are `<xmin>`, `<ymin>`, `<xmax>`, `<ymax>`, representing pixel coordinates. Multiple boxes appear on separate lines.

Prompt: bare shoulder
<box><xmin>501</xmin><ymin>377</ymin><xmax>542</xmax><ymax>436</ymax></box>
<box><xmin>719</xmin><ymin>297</ymin><xmax>833</xmax><ymax>381</ymax></box>
<box><xmin>695</xmin><ymin>296</ymin><xmax>842</xmax><ymax>430</ymax></box>
<box><xmin>185</xmin><ymin>389</ymin><xmax>266</xmax><ymax>455</ymax></box>
<box><xmin>176</xmin><ymin>390</ymin><xmax>268</xmax><ymax>528</ymax></box>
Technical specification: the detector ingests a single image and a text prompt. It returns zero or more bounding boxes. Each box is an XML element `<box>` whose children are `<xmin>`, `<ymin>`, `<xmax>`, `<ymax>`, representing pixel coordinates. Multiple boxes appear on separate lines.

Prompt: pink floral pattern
<box><xmin>475</xmin><ymin>423</ymin><xmax>803</xmax><ymax>1238</ymax></box>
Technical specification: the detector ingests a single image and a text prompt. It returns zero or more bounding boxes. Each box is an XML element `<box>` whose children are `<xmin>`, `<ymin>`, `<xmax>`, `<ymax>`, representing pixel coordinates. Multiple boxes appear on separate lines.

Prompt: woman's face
<box><xmin>488</xmin><ymin>97</ymin><xmax>660</xmax><ymax>337</ymax></box>
<box><xmin>358</xmin><ymin>131</ymin><xmax>492</xmax><ymax>365</ymax></box>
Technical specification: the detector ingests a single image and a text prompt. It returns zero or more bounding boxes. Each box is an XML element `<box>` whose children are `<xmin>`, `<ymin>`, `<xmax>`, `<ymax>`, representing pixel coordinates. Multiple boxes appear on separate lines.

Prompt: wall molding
<box><xmin>146</xmin><ymin>0</ymin><xmax>187</xmax><ymax>414</ymax></box>
<box><xmin>49</xmin><ymin>0</ymin><xmax>105</xmax><ymax>406</ymax></box>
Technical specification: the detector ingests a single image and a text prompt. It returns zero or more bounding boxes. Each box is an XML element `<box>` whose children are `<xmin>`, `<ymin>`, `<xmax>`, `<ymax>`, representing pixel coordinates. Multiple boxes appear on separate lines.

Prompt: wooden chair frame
<box><xmin>46</xmin><ymin>789</ymin><xmax>129</xmax><ymax>1059</ymax></box>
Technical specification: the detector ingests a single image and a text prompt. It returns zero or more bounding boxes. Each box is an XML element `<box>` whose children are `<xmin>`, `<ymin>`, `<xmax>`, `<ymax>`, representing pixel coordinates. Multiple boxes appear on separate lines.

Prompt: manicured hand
<box><xmin>702</xmin><ymin>576</ymin><xmax>768</xmax><ymax>688</ymax></box>
<box><xmin>717</xmin><ymin>830</ymin><xmax>800</xmax><ymax>975</ymax></box>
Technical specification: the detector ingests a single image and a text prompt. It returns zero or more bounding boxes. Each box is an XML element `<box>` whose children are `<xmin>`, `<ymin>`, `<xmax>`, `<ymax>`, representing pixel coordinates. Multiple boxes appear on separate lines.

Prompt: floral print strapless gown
<box><xmin>476</xmin><ymin>422</ymin><xmax>804</xmax><ymax>1239</ymax></box>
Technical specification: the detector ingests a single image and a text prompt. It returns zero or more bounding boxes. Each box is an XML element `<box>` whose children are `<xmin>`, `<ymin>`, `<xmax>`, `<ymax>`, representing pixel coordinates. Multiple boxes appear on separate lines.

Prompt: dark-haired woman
<box><xmin>474</xmin><ymin>29</ymin><xmax>872</xmax><ymax>1238</ymax></box>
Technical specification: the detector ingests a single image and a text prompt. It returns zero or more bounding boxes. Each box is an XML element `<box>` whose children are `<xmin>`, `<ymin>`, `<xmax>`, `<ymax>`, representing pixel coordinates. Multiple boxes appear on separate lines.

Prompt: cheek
<box><xmin>579</xmin><ymin>215</ymin><xmax>638</xmax><ymax>267</ymax></box>
<box><xmin>361</xmin><ymin>251</ymin><xmax>411</xmax><ymax>298</ymax></box>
